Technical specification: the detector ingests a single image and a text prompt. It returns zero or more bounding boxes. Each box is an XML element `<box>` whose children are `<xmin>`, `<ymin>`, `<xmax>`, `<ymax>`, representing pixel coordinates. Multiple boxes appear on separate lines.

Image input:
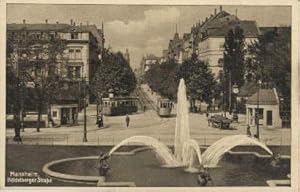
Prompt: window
<box><xmin>75</xmin><ymin>66</ymin><xmax>81</xmax><ymax>78</ymax></box>
<box><xmin>52</xmin><ymin>111</ymin><xmax>57</xmax><ymax>118</ymax></box>
<box><xmin>71</xmin><ymin>33</ymin><xmax>79</xmax><ymax>39</ymax></box>
<box><xmin>69</xmin><ymin>48</ymin><xmax>81</xmax><ymax>59</ymax></box>
<box><xmin>67</xmin><ymin>66</ymin><xmax>74</xmax><ymax>79</ymax></box>
<box><xmin>69</xmin><ymin>49</ymin><xmax>75</xmax><ymax>59</ymax></box>
<box><xmin>75</xmin><ymin>49</ymin><xmax>82</xmax><ymax>59</ymax></box>
<box><xmin>256</xmin><ymin>108</ymin><xmax>264</xmax><ymax>119</ymax></box>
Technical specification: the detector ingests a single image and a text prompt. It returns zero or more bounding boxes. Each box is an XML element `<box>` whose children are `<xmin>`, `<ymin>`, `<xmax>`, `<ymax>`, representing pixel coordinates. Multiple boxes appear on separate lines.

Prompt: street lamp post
<box><xmin>82</xmin><ymin>77</ymin><xmax>88</xmax><ymax>142</ymax></box>
<box><xmin>256</xmin><ymin>80</ymin><xmax>262</xmax><ymax>139</ymax></box>
<box><xmin>232</xmin><ymin>83</ymin><xmax>239</xmax><ymax>122</ymax></box>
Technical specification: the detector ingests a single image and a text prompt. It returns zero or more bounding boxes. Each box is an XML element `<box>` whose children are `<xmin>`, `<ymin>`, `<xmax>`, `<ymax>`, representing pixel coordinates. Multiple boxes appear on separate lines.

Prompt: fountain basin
<box><xmin>43</xmin><ymin>156</ymin><xmax>105</xmax><ymax>184</ymax></box>
<box><xmin>42</xmin><ymin>146</ymin><xmax>290</xmax><ymax>187</ymax></box>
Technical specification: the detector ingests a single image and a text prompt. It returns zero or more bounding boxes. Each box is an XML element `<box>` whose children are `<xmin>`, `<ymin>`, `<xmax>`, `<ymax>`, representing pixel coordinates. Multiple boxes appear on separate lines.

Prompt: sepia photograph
<box><xmin>2</xmin><ymin>1</ymin><xmax>298</xmax><ymax>190</ymax></box>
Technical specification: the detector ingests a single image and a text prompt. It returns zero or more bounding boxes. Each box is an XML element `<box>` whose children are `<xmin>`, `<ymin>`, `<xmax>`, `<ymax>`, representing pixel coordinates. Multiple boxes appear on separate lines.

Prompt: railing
<box><xmin>6</xmin><ymin>134</ymin><xmax>290</xmax><ymax>147</ymax></box>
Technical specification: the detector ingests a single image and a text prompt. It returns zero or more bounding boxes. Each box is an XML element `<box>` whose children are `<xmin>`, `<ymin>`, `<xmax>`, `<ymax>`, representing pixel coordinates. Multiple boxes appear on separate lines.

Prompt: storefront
<box><xmin>50</xmin><ymin>104</ymin><xmax>78</xmax><ymax>126</ymax></box>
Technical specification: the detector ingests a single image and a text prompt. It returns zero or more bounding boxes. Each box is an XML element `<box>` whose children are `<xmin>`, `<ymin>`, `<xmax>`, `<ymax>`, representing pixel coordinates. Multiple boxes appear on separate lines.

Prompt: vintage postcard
<box><xmin>0</xmin><ymin>0</ymin><xmax>299</xmax><ymax>191</ymax></box>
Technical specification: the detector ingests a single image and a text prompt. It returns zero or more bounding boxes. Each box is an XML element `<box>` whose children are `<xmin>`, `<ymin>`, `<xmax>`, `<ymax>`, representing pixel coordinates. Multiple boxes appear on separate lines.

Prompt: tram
<box><xmin>157</xmin><ymin>99</ymin><xmax>173</xmax><ymax>117</ymax></box>
<box><xmin>101</xmin><ymin>97</ymin><xmax>138</xmax><ymax>116</ymax></box>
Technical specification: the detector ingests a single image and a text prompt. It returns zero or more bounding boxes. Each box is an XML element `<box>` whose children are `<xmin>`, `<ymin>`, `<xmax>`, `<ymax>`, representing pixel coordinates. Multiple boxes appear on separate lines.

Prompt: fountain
<box><xmin>107</xmin><ymin>78</ymin><xmax>273</xmax><ymax>169</ymax></box>
<box><xmin>42</xmin><ymin>78</ymin><xmax>283</xmax><ymax>186</ymax></box>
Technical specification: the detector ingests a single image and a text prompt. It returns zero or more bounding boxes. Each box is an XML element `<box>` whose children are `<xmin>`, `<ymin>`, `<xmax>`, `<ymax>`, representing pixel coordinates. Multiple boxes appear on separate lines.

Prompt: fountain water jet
<box><xmin>202</xmin><ymin>135</ymin><xmax>273</xmax><ymax>167</ymax></box>
<box><xmin>108</xmin><ymin>136</ymin><xmax>180</xmax><ymax>166</ymax></box>
<box><xmin>182</xmin><ymin>139</ymin><xmax>203</xmax><ymax>172</ymax></box>
<box><xmin>174</xmin><ymin>79</ymin><xmax>190</xmax><ymax>163</ymax></box>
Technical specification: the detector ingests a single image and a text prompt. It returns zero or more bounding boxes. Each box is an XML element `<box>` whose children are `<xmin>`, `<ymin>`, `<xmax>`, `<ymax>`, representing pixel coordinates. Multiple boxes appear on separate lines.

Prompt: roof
<box><xmin>238</xmin><ymin>82</ymin><xmax>258</xmax><ymax>97</ymax></box>
<box><xmin>191</xmin><ymin>9</ymin><xmax>259</xmax><ymax>39</ymax></box>
<box><xmin>72</xmin><ymin>24</ymin><xmax>104</xmax><ymax>44</ymax></box>
<box><xmin>205</xmin><ymin>20</ymin><xmax>259</xmax><ymax>37</ymax></box>
<box><xmin>7</xmin><ymin>23</ymin><xmax>104</xmax><ymax>45</ymax></box>
<box><xmin>246</xmin><ymin>88</ymin><xmax>279</xmax><ymax>105</ymax></box>
<box><xmin>145</xmin><ymin>54</ymin><xmax>159</xmax><ymax>60</ymax></box>
<box><xmin>259</xmin><ymin>26</ymin><xmax>291</xmax><ymax>36</ymax></box>
<box><xmin>7</xmin><ymin>23</ymin><xmax>71</xmax><ymax>31</ymax></box>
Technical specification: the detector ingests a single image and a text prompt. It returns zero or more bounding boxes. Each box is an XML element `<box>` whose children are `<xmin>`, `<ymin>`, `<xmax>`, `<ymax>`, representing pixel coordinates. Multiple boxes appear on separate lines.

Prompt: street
<box><xmin>6</xmin><ymin>102</ymin><xmax>290</xmax><ymax>146</ymax></box>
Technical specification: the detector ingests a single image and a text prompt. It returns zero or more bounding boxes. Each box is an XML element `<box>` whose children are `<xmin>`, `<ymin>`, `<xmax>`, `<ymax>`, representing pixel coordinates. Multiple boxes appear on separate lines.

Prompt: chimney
<box><xmin>70</xmin><ymin>19</ymin><xmax>73</xmax><ymax>25</ymax></box>
<box><xmin>80</xmin><ymin>22</ymin><xmax>82</xmax><ymax>27</ymax></box>
<box><xmin>220</xmin><ymin>5</ymin><xmax>223</xmax><ymax>12</ymax></box>
<box><xmin>214</xmin><ymin>8</ymin><xmax>217</xmax><ymax>15</ymax></box>
<box><xmin>45</xmin><ymin>19</ymin><xmax>48</xmax><ymax>24</ymax></box>
<box><xmin>23</xmin><ymin>19</ymin><xmax>26</xmax><ymax>24</ymax></box>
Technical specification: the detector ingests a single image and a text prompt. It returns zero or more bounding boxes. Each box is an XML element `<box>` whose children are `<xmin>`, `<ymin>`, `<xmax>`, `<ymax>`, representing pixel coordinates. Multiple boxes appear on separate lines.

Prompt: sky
<box><xmin>7</xmin><ymin>4</ymin><xmax>291</xmax><ymax>69</ymax></box>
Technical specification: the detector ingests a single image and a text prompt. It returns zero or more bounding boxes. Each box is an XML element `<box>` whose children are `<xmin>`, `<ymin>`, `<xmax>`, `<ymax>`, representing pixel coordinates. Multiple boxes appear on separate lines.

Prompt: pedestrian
<box><xmin>206</xmin><ymin>111</ymin><xmax>209</xmax><ymax>118</ymax></box>
<box><xmin>246</xmin><ymin>124</ymin><xmax>251</xmax><ymax>137</ymax></box>
<box><xmin>125</xmin><ymin>114</ymin><xmax>130</xmax><ymax>128</ymax></box>
<box><xmin>97</xmin><ymin>115</ymin><xmax>102</xmax><ymax>128</ymax></box>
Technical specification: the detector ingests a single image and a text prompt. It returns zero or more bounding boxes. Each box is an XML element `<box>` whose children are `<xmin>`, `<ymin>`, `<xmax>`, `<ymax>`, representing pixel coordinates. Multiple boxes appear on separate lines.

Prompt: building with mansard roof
<box><xmin>191</xmin><ymin>6</ymin><xmax>259</xmax><ymax>78</ymax></box>
<box><xmin>163</xmin><ymin>6</ymin><xmax>260</xmax><ymax>78</ymax></box>
<box><xmin>7</xmin><ymin>19</ymin><xmax>105</xmax><ymax>127</ymax></box>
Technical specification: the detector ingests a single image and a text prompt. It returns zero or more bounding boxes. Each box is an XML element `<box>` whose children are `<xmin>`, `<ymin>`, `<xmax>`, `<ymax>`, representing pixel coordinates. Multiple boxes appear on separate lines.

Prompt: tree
<box><xmin>247</xmin><ymin>27</ymin><xmax>291</xmax><ymax>99</ymax></box>
<box><xmin>7</xmin><ymin>31</ymin><xmax>67</xmax><ymax>134</ymax></box>
<box><xmin>177</xmin><ymin>54</ymin><xmax>216</xmax><ymax>112</ymax></box>
<box><xmin>90</xmin><ymin>49</ymin><xmax>137</xmax><ymax>100</ymax></box>
<box><xmin>144</xmin><ymin>59</ymin><xmax>179</xmax><ymax>100</ymax></box>
<box><xmin>7</xmin><ymin>31</ymin><xmax>33</xmax><ymax>140</ymax></box>
<box><xmin>223</xmin><ymin>25</ymin><xmax>245</xmax><ymax>113</ymax></box>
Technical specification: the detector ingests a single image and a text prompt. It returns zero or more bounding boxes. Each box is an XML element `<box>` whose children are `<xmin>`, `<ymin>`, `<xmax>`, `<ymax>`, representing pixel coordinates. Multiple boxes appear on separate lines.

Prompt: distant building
<box><xmin>162</xmin><ymin>6</ymin><xmax>259</xmax><ymax>77</ymax></box>
<box><xmin>166</xmin><ymin>28</ymin><xmax>184</xmax><ymax>64</ymax></box>
<box><xmin>7</xmin><ymin>19</ymin><xmax>105</xmax><ymax>126</ymax></box>
<box><xmin>140</xmin><ymin>54</ymin><xmax>160</xmax><ymax>72</ymax></box>
<box><xmin>191</xmin><ymin>6</ymin><xmax>259</xmax><ymax>77</ymax></box>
